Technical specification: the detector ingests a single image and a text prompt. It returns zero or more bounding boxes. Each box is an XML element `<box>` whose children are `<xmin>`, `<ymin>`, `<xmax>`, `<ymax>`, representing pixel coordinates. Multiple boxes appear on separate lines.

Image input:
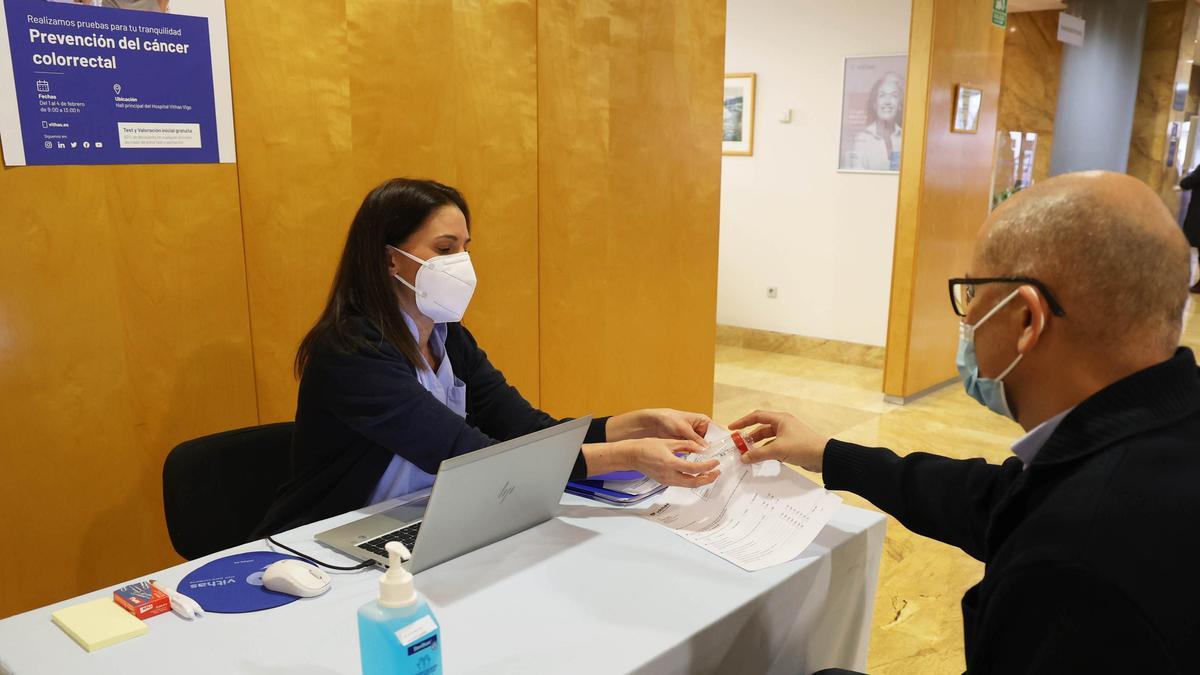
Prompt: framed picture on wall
<box><xmin>723</xmin><ymin>73</ymin><xmax>756</xmax><ymax>156</ymax></box>
<box><xmin>953</xmin><ymin>85</ymin><xmax>983</xmax><ymax>134</ymax></box>
<box><xmin>838</xmin><ymin>54</ymin><xmax>907</xmax><ymax>173</ymax></box>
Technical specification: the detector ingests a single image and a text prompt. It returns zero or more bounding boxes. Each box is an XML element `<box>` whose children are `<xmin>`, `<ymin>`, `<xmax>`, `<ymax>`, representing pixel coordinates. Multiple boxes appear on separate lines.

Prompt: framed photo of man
<box><xmin>723</xmin><ymin>73</ymin><xmax>756</xmax><ymax>156</ymax></box>
<box><xmin>838</xmin><ymin>55</ymin><xmax>907</xmax><ymax>173</ymax></box>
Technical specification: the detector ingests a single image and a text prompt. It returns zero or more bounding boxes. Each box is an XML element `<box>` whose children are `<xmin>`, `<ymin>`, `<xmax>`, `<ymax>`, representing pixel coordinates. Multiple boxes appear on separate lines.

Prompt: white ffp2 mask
<box><xmin>388</xmin><ymin>245</ymin><xmax>477</xmax><ymax>323</ymax></box>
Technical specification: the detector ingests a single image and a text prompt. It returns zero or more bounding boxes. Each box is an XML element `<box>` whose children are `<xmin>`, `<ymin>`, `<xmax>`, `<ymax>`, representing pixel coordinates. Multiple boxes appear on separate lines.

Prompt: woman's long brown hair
<box><xmin>295</xmin><ymin>178</ymin><xmax>470</xmax><ymax>377</ymax></box>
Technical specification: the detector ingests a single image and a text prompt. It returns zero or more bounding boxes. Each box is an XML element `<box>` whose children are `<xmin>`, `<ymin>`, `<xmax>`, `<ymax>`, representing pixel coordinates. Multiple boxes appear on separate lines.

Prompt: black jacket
<box><xmin>824</xmin><ymin>348</ymin><xmax>1200</xmax><ymax>673</ymax></box>
<box><xmin>254</xmin><ymin>316</ymin><xmax>606</xmax><ymax>536</ymax></box>
<box><xmin>1180</xmin><ymin>167</ymin><xmax>1200</xmax><ymax>247</ymax></box>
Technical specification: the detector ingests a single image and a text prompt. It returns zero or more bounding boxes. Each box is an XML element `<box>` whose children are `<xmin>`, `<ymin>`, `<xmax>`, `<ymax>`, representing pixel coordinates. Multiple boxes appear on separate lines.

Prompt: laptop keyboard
<box><xmin>356</xmin><ymin>521</ymin><xmax>422</xmax><ymax>561</ymax></box>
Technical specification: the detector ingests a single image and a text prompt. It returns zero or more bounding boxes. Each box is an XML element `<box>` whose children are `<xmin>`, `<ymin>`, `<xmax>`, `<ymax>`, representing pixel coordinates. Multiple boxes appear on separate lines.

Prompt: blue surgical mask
<box><xmin>956</xmin><ymin>288</ymin><xmax>1027</xmax><ymax>419</ymax></box>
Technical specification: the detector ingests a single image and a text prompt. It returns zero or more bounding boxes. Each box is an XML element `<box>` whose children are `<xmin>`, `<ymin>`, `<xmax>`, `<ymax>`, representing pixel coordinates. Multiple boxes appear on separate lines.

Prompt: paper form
<box><xmin>642</xmin><ymin>426</ymin><xmax>842</xmax><ymax>572</ymax></box>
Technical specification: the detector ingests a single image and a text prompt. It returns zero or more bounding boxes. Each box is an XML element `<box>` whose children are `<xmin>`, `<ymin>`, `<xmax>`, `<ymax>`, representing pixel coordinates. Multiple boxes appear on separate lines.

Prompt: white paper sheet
<box><xmin>642</xmin><ymin>426</ymin><xmax>842</xmax><ymax>572</ymax></box>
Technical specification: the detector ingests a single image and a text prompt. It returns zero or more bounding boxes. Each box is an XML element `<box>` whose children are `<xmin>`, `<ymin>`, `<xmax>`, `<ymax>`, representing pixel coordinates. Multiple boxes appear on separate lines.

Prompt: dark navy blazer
<box><xmin>254</xmin><ymin>316</ymin><xmax>607</xmax><ymax>536</ymax></box>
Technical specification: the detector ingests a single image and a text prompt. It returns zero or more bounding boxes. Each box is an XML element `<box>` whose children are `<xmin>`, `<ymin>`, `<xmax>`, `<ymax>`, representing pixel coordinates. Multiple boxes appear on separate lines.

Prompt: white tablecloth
<box><xmin>0</xmin><ymin>495</ymin><xmax>885</xmax><ymax>675</ymax></box>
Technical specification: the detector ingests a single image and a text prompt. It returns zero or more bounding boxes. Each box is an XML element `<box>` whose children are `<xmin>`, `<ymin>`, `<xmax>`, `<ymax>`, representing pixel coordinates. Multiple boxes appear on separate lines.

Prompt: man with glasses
<box><xmin>733</xmin><ymin>171</ymin><xmax>1198</xmax><ymax>672</ymax></box>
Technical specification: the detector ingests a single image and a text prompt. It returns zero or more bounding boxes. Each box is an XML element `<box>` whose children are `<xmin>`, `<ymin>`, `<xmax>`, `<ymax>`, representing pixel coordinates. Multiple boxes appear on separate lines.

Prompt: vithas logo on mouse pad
<box><xmin>178</xmin><ymin>552</ymin><xmax>306</xmax><ymax>613</ymax></box>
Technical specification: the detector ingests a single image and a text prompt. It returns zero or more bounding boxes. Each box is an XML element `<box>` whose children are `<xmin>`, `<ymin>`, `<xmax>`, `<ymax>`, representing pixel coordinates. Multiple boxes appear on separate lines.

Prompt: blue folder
<box><xmin>565</xmin><ymin>478</ymin><xmax>666</xmax><ymax>505</ymax></box>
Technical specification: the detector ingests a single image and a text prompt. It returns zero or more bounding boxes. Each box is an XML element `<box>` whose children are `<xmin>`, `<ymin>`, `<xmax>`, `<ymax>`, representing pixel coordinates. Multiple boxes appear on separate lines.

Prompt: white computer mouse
<box><xmin>261</xmin><ymin>559</ymin><xmax>331</xmax><ymax>598</ymax></box>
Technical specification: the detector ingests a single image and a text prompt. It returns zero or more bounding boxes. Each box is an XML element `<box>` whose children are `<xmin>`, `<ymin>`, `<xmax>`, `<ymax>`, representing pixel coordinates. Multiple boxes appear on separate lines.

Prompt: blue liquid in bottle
<box><xmin>358</xmin><ymin>542</ymin><xmax>442</xmax><ymax>675</ymax></box>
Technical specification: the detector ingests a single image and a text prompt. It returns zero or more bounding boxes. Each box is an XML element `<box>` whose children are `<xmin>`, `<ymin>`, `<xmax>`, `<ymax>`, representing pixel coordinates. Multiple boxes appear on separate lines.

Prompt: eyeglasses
<box><xmin>947</xmin><ymin>276</ymin><xmax>1066</xmax><ymax>318</ymax></box>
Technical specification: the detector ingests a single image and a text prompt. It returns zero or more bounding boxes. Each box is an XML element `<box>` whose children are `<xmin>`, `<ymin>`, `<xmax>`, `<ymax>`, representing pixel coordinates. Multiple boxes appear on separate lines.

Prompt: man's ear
<box><xmin>1016</xmin><ymin>285</ymin><xmax>1047</xmax><ymax>354</ymax></box>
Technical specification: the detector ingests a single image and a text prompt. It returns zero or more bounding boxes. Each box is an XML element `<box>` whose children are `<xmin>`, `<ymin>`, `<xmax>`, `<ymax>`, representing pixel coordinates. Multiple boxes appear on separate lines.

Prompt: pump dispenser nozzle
<box><xmin>378</xmin><ymin>542</ymin><xmax>417</xmax><ymax>608</ymax></box>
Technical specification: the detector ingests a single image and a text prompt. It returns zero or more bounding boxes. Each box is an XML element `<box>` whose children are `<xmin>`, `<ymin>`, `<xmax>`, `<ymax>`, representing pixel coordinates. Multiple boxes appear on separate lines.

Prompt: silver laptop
<box><xmin>315</xmin><ymin>417</ymin><xmax>590</xmax><ymax>573</ymax></box>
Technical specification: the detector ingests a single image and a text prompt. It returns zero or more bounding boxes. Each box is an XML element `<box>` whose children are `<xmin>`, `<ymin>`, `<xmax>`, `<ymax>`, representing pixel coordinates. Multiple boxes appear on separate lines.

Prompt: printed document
<box><xmin>642</xmin><ymin>426</ymin><xmax>842</xmax><ymax>571</ymax></box>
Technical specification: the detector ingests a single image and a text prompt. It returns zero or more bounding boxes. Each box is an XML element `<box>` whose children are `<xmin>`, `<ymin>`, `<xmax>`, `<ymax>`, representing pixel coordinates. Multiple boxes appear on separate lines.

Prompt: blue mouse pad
<box><xmin>179</xmin><ymin>551</ymin><xmax>306</xmax><ymax>613</ymax></box>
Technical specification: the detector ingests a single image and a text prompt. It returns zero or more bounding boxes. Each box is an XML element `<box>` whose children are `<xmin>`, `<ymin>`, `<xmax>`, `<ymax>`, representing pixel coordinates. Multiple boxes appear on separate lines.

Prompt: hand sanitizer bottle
<box><xmin>358</xmin><ymin>542</ymin><xmax>442</xmax><ymax>675</ymax></box>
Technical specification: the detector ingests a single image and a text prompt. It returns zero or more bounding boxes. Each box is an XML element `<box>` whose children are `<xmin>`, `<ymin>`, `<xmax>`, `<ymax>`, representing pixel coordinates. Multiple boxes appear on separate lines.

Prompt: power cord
<box><xmin>265</xmin><ymin>535</ymin><xmax>376</xmax><ymax>571</ymax></box>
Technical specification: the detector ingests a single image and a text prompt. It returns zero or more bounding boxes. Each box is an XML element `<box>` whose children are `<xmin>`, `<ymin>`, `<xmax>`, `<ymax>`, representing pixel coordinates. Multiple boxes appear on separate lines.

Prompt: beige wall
<box><xmin>0</xmin><ymin>0</ymin><xmax>724</xmax><ymax>619</ymax></box>
<box><xmin>883</xmin><ymin>0</ymin><xmax>1007</xmax><ymax>399</ymax></box>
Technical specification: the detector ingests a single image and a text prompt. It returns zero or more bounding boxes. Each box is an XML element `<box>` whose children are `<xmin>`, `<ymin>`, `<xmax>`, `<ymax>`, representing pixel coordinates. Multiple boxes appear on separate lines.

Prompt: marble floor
<box><xmin>711</xmin><ymin>304</ymin><xmax>1200</xmax><ymax>674</ymax></box>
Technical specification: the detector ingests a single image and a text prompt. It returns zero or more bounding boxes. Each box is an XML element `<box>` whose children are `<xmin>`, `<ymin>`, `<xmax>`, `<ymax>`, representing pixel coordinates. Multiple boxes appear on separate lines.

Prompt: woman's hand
<box><xmin>729</xmin><ymin>410</ymin><xmax>830</xmax><ymax>473</ymax></box>
<box><xmin>583</xmin><ymin>438</ymin><xmax>720</xmax><ymax>488</ymax></box>
<box><xmin>606</xmin><ymin>408</ymin><xmax>711</xmax><ymax>445</ymax></box>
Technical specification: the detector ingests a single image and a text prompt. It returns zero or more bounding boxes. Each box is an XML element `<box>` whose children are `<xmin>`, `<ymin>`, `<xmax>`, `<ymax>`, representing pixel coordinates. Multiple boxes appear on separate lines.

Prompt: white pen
<box><xmin>150</xmin><ymin>580</ymin><xmax>204</xmax><ymax>620</ymax></box>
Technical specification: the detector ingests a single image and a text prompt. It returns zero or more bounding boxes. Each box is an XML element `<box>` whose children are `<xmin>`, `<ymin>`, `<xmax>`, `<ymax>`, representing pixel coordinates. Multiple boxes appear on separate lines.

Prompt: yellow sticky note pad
<box><xmin>51</xmin><ymin>598</ymin><xmax>148</xmax><ymax>652</ymax></box>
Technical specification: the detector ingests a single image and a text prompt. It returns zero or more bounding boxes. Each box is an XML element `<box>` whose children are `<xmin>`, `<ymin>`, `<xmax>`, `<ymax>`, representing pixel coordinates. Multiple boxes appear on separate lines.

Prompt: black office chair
<box><xmin>162</xmin><ymin>422</ymin><xmax>294</xmax><ymax>560</ymax></box>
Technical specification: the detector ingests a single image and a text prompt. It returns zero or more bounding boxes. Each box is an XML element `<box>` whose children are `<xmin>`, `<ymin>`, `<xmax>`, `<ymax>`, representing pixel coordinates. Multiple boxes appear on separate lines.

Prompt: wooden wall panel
<box><xmin>226</xmin><ymin>2</ymin><xmax>358</xmax><ymax>423</ymax></box>
<box><xmin>883</xmin><ymin>0</ymin><xmax>934</xmax><ymax>399</ymax></box>
<box><xmin>537</xmin><ymin>0</ymin><xmax>726</xmax><ymax>418</ymax></box>
<box><xmin>345</xmin><ymin>0</ymin><xmax>541</xmax><ymax>402</ymax></box>
<box><xmin>231</xmin><ymin>0</ymin><xmax>541</xmax><ymax>422</ymax></box>
<box><xmin>884</xmin><ymin>0</ymin><xmax>1006</xmax><ymax>399</ymax></box>
<box><xmin>0</xmin><ymin>165</ymin><xmax>258</xmax><ymax>617</ymax></box>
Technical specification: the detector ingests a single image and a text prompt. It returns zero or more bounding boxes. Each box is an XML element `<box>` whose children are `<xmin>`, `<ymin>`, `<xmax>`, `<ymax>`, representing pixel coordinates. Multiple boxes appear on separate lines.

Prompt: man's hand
<box><xmin>729</xmin><ymin>410</ymin><xmax>830</xmax><ymax>473</ymax></box>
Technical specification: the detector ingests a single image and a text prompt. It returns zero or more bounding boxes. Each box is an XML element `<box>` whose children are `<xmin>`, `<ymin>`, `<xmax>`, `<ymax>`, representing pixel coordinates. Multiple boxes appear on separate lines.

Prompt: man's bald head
<box><xmin>977</xmin><ymin>171</ymin><xmax>1190</xmax><ymax>355</ymax></box>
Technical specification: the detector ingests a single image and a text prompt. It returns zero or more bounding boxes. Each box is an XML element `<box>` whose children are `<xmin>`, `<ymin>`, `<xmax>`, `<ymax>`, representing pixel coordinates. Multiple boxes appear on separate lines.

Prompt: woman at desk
<box><xmin>256</xmin><ymin>178</ymin><xmax>720</xmax><ymax>534</ymax></box>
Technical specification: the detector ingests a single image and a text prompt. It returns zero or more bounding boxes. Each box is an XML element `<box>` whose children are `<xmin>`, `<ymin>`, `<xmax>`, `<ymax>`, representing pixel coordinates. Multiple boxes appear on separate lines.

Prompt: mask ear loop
<box><xmin>995</xmin><ymin>288</ymin><xmax>1048</xmax><ymax>383</ymax></box>
<box><xmin>971</xmin><ymin>287</ymin><xmax>1022</xmax><ymax>331</ymax></box>
<box><xmin>387</xmin><ymin>244</ymin><xmax>430</xmax><ymax>267</ymax></box>
<box><xmin>994</xmin><ymin>352</ymin><xmax>1023</xmax><ymax>382</ymax></box>
<box><xmin>386</xmin><ymin>245</ymin><xmax>429</xmax><ymax>298</ymax></box>
<box><xmin>393</xmin><ymin>273</ymin><xmax>426</xmax><ymax>298</ymax></box>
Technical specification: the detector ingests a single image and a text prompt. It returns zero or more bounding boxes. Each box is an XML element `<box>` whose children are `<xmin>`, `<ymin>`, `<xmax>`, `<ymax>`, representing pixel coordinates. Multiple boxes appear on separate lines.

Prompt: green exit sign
<box><xmin>993</xmin><ymin>0</ymin><xmax>1008</xmax><ymax>27</ymax></box>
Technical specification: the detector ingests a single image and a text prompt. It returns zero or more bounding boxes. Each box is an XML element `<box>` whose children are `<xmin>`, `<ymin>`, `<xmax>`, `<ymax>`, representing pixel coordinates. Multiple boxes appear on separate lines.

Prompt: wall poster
<box><xmin>0</xmin><ymin>0</ymin><xmax>234</xmax><ymax>166</ymax></box>
<box><xmin>838</xmin><ymin>55</ymin><xmax>906</xmax><ymax>173</ymax></box>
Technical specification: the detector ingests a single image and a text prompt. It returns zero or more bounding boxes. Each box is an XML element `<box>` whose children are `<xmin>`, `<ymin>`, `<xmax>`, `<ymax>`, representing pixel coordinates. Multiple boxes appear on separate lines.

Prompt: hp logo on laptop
<box><xmin>497</xmin><ymin>481</ymin><xmax>515</xmax><ymax>504</ymax></box>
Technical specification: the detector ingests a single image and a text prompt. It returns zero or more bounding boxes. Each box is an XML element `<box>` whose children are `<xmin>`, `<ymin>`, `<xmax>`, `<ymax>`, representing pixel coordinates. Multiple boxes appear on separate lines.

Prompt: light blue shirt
<box><xmin>366</xmin><ymin>312</ymin><xmax>467</xmax><ymax>505</ymax></box>
<box><xmin>1011</xmin><ymin>408</ymin><xmax>1073</xmax><ymax>468</ymax></box>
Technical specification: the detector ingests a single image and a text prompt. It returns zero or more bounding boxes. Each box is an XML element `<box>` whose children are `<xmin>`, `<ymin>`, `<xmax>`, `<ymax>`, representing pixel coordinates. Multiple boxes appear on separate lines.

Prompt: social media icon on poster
<box><xmin>57</xmin><ymin>142</ymin><xmax>65</xmax><ymax>148</ymax></box>
<box><xmin>44</xmin><ymin>141</ymin><xmax>52</xmax><ymax>149</ymax></box>
<box><xmin>36</xmin><ymin>80</ymin><xmax>49</xmax><ymax>93</ymax></box>
<box><xmin>95</xmin><ymin>142</ymin><xmax>104</xmax><ymax>148</ymax></box>
<box><xmin>83</xmin><ymin>141</ymin><xmax>90</xmax><ymax>148</ymax></box>
<box><xmin>70</xmin><ymin>142</ymin><xmax>77</xmax><ymax>148</ymax></box>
